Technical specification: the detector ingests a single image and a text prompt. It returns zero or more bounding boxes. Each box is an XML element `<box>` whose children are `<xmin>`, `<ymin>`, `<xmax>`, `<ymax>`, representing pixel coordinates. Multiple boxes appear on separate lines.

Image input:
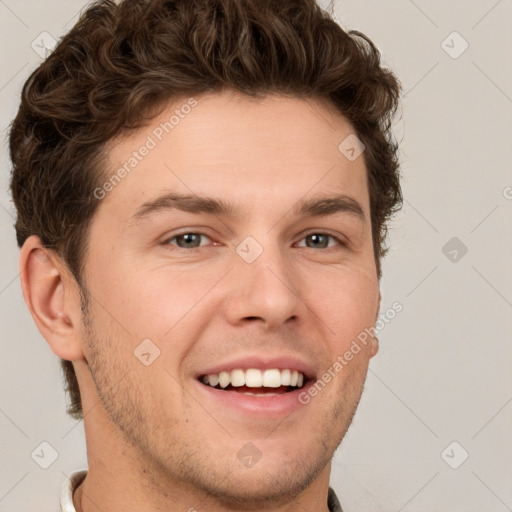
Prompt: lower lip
<box><xmin>194</xmin><ymin>379</ymin><xmax>314</xmax><ymax>418</ymax></box>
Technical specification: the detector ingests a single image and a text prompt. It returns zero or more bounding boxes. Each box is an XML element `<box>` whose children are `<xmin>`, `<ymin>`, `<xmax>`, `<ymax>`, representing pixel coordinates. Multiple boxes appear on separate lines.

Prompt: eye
<box><xmin>295</xmin><ymin>233</ymin><xmax>345</xmax><ymax>249</ymax></box>
<box><xmin>162</xmin><ymin>231</ymin><xmax>345</xmax><ymax>251</ymax></box>
<box><xmin>165</xmin><ymin>232</ymin><xmax>212</xmax><ymax>249</ymax></box>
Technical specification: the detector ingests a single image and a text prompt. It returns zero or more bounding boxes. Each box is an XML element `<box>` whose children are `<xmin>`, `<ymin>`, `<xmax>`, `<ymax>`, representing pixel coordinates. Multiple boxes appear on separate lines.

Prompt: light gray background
<box><xmin>1</xmin><ymin>1</ymin><xmax>511</xmax><ymax>511</ymax></box>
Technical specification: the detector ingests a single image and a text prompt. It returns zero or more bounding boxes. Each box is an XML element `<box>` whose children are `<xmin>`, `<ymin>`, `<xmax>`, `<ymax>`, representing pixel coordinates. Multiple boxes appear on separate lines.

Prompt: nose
<box><xmin>224</xmin><ymin>239</ymin><xmax>307</xmax><ymax>331</ymax></box>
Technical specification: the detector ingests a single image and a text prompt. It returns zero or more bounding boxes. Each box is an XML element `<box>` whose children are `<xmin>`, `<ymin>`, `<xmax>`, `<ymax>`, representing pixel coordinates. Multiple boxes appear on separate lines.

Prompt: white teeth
<box><xmin>281</xmin><ymin>369</ymin><xmax>291</xmax><ymax>386</ymax></box>
<box><xmin>200</xmin><ymin>368</ymin><xmax>307</xmax><ymax>389</ymax></box>
<box><xmin>207</xmin><ymin>373</ymin><xmax>219</xmax><ymax>387</ymax></box>
<box><xmin>262</xmin><ymin>369</ymin><xmax>282</xmax><ymax>388</ymax></box>
<box><xmin>230</xmin><ymin>369</ymin><xmax>245</xmax><ymax>387</ymax></box>
<box><xmin>245</xmin><ymin>368</ymin><xmax>263</xmax><ymax>387</ymax></box>
<box><xmin>218</xmin><ymin>371</ymin><xmax>230</xmax><ymax>388</ymax></box>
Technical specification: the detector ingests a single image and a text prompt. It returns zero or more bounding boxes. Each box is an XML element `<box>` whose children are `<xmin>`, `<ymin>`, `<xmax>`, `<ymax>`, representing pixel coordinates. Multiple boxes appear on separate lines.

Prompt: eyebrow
<box><xmin>130</xmin><ymin>192</ymin><xmax>366</xmax><ymax>224</ymax></box>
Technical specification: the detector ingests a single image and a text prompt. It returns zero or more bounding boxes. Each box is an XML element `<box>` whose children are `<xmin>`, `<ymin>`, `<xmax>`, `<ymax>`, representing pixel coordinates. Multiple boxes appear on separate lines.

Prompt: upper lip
<box><xmin>196</xmin><ymin>354</ymin><xmax>317</xmax><ymax>381</ymax></box>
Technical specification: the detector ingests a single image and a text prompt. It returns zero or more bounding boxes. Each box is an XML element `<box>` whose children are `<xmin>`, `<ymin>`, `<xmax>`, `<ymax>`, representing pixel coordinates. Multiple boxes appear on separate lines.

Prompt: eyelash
<box><xmin>163</xmin><ymin>231</ymin><xmax>347</xmax><ymax>251</ymax></box>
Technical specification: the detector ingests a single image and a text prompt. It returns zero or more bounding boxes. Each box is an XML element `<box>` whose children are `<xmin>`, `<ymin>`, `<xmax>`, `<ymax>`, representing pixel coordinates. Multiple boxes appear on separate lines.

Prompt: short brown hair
<box><xmin>9</xmin><ymin>0</ymin><xmax>402</xmax><ymax>420</ymax></box>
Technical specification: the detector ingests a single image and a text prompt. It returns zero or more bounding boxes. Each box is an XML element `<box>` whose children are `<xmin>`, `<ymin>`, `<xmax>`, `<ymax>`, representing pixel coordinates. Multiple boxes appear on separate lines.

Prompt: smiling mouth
<box><xmin>198</xmin><ymin>368</ymin><xmax>308</xmax><ymax>396</ymax></box>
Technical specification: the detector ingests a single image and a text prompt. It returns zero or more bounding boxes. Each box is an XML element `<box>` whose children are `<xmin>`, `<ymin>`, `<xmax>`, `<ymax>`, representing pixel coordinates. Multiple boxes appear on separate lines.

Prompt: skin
<box><xmin>20</xmin><ymin>89</ymin><xmax>380</xmax><ymax>512</ymax></box>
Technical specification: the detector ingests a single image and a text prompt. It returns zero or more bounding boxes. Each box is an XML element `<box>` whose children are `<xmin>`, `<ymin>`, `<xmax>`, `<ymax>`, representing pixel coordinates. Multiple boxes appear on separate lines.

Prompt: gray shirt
<box><xmin>328</xmin><ymin>486</ymin><xmax>344</xmax><ymax>512</ymax></box>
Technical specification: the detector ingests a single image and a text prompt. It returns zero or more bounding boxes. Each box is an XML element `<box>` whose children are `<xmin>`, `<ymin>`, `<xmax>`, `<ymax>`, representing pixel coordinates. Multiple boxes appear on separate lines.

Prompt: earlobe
<box><xmin>369</xmin><ymin>336</ymin><xmax>379</xmax><ymax>358</ymax></box>
<box><xmin>19</xmin><ymin>235</ymin><xmax>84</xmax><ymax>361</ymax></box>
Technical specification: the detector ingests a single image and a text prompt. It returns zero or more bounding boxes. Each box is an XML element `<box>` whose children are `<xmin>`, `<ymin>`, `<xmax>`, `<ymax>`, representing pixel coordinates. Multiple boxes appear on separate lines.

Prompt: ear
<box><xmin>19</xmin><ymin>235</ymin><xmax>84</xmax><ymax>361</ymax></box>
<box><xmin>369</xmin><ymin>289</ymin><xmax>381</xmax><ymax>358</ymax></box>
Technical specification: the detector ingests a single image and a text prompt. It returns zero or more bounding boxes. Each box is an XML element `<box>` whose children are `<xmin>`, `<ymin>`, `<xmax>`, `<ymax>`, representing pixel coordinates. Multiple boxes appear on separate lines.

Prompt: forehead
<box><xmin>98</xmin><ymin>90</ymin><xmax>369</xmax><ymax>223</ymax></box>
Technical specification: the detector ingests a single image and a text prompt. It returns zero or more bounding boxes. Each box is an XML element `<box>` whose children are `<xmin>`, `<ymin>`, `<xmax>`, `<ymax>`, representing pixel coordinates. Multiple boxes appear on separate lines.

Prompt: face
<box><xmin>78</xmin><ymin>89</ymin><xmax>380</xmax><ymax>507</ymax></box>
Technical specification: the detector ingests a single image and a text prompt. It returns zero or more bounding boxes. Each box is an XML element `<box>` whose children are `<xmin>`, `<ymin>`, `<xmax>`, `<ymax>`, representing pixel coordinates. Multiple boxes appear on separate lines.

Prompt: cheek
<box><xmin>90</xmin><ymin>262</ymin><xmax>224</xmax><ymax>346</ymax></box>
<box><xmin>87</xmin><ymin>239</ymin><xmax>378</xmax><ymax>349</ymax></box>
<box><xmin>300</xmin><ymin>266</ymin><xmax>379</xmax><ymax>372</ymax></box>
<box><xmin>305</xmin><ymin>264</ymin><xmax>379</xmax><ymax>333</ymax></box>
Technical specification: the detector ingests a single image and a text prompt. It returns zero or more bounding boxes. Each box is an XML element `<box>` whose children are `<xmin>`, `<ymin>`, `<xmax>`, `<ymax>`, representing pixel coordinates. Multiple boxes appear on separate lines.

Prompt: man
<box><xmin>9</xmin><ymin>0</ymin><xmax>402</xmax><ymax>510</ymax></box>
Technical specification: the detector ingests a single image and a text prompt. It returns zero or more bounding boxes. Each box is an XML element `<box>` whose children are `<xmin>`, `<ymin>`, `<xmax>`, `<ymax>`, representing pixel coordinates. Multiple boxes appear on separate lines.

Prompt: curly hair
<box><xmin>9</xmin><ymin>0</ymin><xmax>402</xmax><ymax>420</ymax></box>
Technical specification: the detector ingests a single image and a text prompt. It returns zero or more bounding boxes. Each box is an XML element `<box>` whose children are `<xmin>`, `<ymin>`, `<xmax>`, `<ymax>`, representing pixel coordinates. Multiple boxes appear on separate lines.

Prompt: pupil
<box><xmin>180</xmin><ymin>233</ymin><xmax>199</xmax><ymax>247</ymax></box>
<box><xmin>308</xmin><ymin>234</ymin><xmax>327</xmax><ymax>248</ymax></box>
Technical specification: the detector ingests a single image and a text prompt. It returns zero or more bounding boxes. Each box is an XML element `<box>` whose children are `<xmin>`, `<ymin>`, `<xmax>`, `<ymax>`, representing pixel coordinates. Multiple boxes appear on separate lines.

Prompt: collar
<box><xmin>60</xmin><ymin>469</ymin><xmax>87</xmax><ymax>512</ymax></box>
<box><xmin>328</xmin><ymin>486</ymin><xmax>344</xmax><ymax>511</ymax></box>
